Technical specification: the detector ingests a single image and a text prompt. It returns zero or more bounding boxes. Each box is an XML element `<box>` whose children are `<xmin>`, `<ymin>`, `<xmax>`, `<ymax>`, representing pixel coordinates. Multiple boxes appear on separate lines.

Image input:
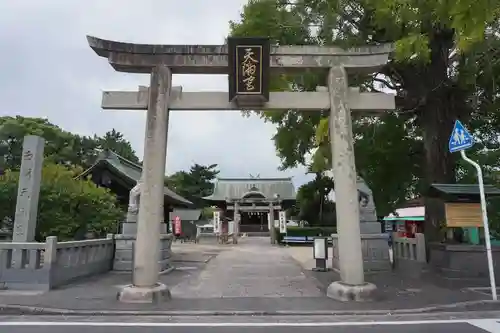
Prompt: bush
<box><xmin>0</xmin><ymin>163</ymin><xmax>124</xmax><ymax>241</ymax></box>
<box><xmin>275</xmin><ymin>226</ymin><xmax>337</xmax><ymax>243</ymax></box>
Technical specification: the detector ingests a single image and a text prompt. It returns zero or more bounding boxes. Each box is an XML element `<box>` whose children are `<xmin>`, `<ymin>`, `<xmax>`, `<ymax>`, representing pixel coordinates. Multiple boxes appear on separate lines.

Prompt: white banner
<box><xmin>267</xmin><ymin>213</ymin><xmax>272</xmax><ymax>230</ymax></box>
<box><xmin>213</xmin><ymin>211</ymin><xmax>221</xmax><ymax>234</ymax></box>
<box><xmin>234</xmin><ymin>213</ymin><xmax>241</xmax><ymax>233</ymax></box>
<box><xmin>279</xmin><ymin>211</ymin><xmax>287</xmax><ymax>233</ymax></box>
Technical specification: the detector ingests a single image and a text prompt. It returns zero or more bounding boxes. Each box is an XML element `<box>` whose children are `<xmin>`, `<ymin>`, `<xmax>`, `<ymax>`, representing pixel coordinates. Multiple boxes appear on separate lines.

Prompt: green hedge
<box><xmin>275</xmin><ymin>226</ymin><xmax>337</xmax><ymax>243</ymax></box>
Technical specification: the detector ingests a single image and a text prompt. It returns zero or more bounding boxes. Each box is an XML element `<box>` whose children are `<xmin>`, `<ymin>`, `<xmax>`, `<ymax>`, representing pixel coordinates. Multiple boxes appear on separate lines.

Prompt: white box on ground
<box><xmin>314</xmin><ymin>237</ymin><xmax>327</xmax><ymax>260</ymax></box>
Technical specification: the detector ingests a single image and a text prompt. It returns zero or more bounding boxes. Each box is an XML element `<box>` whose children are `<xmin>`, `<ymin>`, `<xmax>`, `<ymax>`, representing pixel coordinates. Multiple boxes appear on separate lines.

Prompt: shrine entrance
<box><xmin>241</xmin><ymin>211</ymin><xmax>267</xmax><ymax>233</ymax></box>
<box><xmin>203</xmin><ymin>178</ymin><xmax>295</xmax><ymax>236</ymax></box>
<box><xmin>86</xmin><ymin>34</ymin><xmax>394</xmax><ymax>303</ymax></box>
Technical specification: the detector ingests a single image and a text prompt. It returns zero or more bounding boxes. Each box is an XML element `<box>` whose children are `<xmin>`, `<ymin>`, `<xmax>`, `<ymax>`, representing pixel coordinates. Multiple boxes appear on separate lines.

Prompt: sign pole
<box><xmin>448</xmin><ymin>120</ymin><xmax>497</xmax><ymax>300</ymax></box>
<box><xmin>460</xmin><ymin>150</ymin><xmax>497</xmax><ymax>300</ymax></box>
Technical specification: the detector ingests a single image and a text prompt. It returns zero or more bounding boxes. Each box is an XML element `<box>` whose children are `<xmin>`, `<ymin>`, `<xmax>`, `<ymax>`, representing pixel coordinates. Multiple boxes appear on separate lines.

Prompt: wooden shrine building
<box><xmin>203</xmin><ymin>177</ymin><xmax>296</xmax><ymax>233</ymax></box>
<box><xmin>77</xmin><ymin>150</ymin><xmax>193</xmax><ymax>219</ymax></box>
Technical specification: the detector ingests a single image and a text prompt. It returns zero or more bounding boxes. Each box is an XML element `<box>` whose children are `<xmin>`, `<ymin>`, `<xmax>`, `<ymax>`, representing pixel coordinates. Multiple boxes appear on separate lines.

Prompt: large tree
<box><xmin>94</xmin><ymin>129</ymin><xmax>139</xmax><ymax>163</ymax></box>
<box><xmin>0</xmin><ymin>116</ymin><xmax>139</xmax><ymax>171</ymax></box>
<box><xmin>230</xmin><ymin>0</ymin><xmax>500</xmax><ymax>246</ymax></box>
<box><xmin>166</xmin><ymin>163</ymin><xmax>220</xmax><ymax>207</ymax></box>
<box><xmin>296</xmin><ymin>173</ymin><xmax>336</xmax><ymax>225</ymax></box>
<box><xmin>0</xmin><ymin>116</ymin><xmax>140</xmax><ymax>240</ymax></box>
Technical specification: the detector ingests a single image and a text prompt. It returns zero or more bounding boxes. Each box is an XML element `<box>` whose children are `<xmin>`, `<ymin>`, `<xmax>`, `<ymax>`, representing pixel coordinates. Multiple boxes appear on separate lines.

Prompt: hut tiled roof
<box><xmin>429</xmin><ymin>183</ymin><xmax>500</xmax><ymax>197</ymax></box>
<box><xmin>77</xmin><ymin>150</ymin><xmax>193</xmax><ymax>207</ymax></box>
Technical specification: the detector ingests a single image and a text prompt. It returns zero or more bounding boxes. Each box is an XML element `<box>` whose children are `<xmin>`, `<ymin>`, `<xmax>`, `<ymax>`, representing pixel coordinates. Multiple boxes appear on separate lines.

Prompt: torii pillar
<box><xmin>117</xmin><ymin>66</ymin><xmax>173</xmax><ymax>303</ymax></box>
<box><xmin>325</xmin><ymin>66</ymin><xmax>376</xmax><ymax>300</ymax></box>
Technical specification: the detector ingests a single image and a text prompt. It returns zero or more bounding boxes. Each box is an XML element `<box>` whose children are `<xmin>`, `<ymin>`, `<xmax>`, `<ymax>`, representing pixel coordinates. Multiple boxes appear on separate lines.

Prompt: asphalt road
<box><xmin>2</xmin><ymin>320</ymin><xmax>499</xmax><ymax>333</ymax></box>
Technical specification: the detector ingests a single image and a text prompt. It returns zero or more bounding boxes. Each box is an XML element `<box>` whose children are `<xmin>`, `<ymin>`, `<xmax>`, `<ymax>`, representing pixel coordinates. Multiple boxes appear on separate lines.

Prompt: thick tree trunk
<box><xmin>421</xmin><ymin>95</ymin><xmax>457</xmax><ymax>249</ymax></box>
<box><xmin>418</xmin><ymin>29</ymin><xmax>461</xmax><ymax>259</ymax></box>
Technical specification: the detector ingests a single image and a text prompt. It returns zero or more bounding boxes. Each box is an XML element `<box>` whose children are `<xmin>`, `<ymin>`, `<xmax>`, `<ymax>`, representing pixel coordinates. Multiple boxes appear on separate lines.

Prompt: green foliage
<box><xmin>487</xmin><ymin>198</ymin><xmax>500</xmax><ymax>238</ymax></box>
<box><xmin>364</xmin><ymin>0</ymin><xmax>499</xmax><ymax>58</ymax></box>
<box><xmin>0</xmin><ymin>163</ymin><xmax>124</xmax><ymax>241</ymax></box>
<box><xmin>94</xmin><ymin>129</ymin><xmax>139</xmax><ymax>164</ymax></box>
<box><xmin>201</xmin><ymin>206</ymin><xmax>216</xmax><ymax>220</ymax></box>
<box><xmin>0</xmin><ymin>116</ymin><xmax>139</xmax><ymax>171</ymax></box>
<box><xmin>0</xmin><ymin>116</ymin><xmax>138</xmax><ymax>241</ymax></box>
<box><xmin>296</xmin><ymin>174</ymin><xmax>336</xmax><ymax>225</ymax></box>
<box><xmin>0</xmin><ymin>116</ymin><xmax>89</xmax><ymax>170</ymax></box>
<box><xmin>166</xmin><ymin>163</ymin><xmax>220</xmax><ymax>207</ymax></box>
<box><xmin>394</xmin><ymin>34</ymin><xmax>431</xmax><ymax>62</ymax></box>
<box><xmin>354</xmin><ymin>115</ymin><xmax>424</xmax><ymax>214</ymax></box>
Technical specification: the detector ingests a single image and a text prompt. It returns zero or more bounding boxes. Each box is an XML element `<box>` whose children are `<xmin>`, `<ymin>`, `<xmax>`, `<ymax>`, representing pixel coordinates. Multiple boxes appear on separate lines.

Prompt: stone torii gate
<box><xmin>86</xmin><ymin>36</ymin><xmax>394</xmax><ymax>303</ymax></box>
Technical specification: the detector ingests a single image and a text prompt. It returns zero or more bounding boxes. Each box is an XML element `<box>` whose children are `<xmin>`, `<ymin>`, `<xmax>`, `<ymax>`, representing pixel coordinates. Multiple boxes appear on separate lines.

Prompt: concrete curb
<box><xmin>0</xmin><ymin>300</ymin><xmax>498</xmax><ymax>316</ymax></box>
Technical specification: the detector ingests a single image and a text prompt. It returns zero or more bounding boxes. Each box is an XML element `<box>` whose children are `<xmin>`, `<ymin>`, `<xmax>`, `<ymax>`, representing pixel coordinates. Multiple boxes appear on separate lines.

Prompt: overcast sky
<box><xmin>0</xmin><ymin>0</ymin><xmax>313</xmax><ymax>188</ymax></box>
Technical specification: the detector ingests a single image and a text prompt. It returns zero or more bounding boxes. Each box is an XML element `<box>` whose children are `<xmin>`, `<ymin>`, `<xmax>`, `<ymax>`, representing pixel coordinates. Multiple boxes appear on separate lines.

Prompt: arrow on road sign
<box><xmin>449</xmin><ymin>120</ymin><xmax>474</xmax><ymax>153</ymax></box>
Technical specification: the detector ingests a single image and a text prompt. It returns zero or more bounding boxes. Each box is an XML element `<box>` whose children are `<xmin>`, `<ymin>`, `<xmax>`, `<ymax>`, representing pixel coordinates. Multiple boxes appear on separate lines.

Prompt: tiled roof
<box><xmin>77</xmin><ymin>150</ymin><xmax>193</xmax><ymax>207</ymax></box>
<box><xmin>429</xmin><ymin>183</ymin><xmax>500</xmax><ymax>197</ymax></box>
<box><xmin>204</xmin><ymin>177</ymin><xmax>296</xmax><ymax>201</ymax></box>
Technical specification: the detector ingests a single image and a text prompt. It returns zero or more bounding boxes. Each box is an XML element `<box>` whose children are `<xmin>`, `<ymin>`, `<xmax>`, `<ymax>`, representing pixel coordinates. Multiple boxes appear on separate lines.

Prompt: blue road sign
<box><xmin>449</xmin><ymin>120</ymin><xmax>474</xmax><ymax>153</ymax></box>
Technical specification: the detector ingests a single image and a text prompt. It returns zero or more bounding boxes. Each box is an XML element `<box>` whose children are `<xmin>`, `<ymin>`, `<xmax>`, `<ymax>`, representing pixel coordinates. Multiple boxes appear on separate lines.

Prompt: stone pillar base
<box><xmin>331</xmin><ymin>233</ymin><xmax>391</xmax><ymax>272</ymax></box>
<box><xmin>117</xmin><ymin>283</ymin><xmax>171</xmax><ymax>303</ymax></box>
<box><xmin>114</xmin><ymin>234</ymin><xmax>173</xmax><ymax>272</ymax></box>
<box><xmin>326</xmin><ymin>281</ymin><xmax>377</xmax><ymax>302</ymax></box>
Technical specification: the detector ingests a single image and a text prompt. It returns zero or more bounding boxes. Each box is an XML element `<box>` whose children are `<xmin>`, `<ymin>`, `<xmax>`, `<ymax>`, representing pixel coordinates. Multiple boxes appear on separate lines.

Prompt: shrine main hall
<box><xmin>203</xmin><ymin>177</ymin><xmax>296</xmax><ymax>234</ymax></box>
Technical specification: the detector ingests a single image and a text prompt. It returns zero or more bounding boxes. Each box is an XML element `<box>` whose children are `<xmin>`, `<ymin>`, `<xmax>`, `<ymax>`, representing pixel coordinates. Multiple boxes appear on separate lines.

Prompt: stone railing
<box><xmin>393</xmin><ymin>233</ymin><xmax>426</xmax><ymax>263</ymax></box>
<box><xmin>196</xmin><ymin>226</ymin><xmax>217</xmax><ymax>243</ymax></box>
<box><xmin>0</xmin><ymin>234</ymin><xmax>114</xmax><ymax>291</ymax></box>
<box><xmin>196</xmin><ymin>223</ymin><xmax>239</xmax><ymax>244</ymax></box>
<box><xmin>0</xmin><ymin>241</ymin><xmax>47</xmax><ymax>290</ymax></box>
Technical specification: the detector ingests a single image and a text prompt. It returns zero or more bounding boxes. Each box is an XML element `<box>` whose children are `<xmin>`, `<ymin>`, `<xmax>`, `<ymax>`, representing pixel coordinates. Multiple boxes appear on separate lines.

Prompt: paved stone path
<box><xmin>170</xmin><ymin>237</ymin><xmax>323</xmax><ymax>298</ymax></box>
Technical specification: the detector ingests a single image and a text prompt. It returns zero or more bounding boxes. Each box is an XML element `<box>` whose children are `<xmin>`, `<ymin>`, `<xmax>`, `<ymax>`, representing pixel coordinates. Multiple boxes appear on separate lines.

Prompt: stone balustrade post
<box><xmin>415</xmin><ymin>233</ymin><xmax>426</xmax><ymax>262</ymax></box>
<box><xmin>44</xmin><ymin>236</ymin><xmax>58</xmax><ymax>269</ymax></box>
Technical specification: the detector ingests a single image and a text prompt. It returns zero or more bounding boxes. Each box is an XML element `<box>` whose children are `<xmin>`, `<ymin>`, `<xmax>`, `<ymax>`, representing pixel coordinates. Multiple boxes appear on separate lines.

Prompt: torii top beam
<box><xmin>86</xmin><ymin>36</ymin><xmax>392</xmax><ymax>75</ymax></box>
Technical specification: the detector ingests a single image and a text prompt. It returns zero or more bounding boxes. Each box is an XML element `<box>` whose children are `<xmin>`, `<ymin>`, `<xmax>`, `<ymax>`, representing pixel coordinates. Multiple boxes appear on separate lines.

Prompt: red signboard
<box><xmin>174</xmin><ymin>216</ymin><xmax>182</xmax><ymax>235</ymax></box>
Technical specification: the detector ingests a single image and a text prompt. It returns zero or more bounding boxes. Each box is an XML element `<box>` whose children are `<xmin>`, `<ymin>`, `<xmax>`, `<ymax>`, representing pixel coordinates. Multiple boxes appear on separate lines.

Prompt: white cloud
<box><xmin>0</xmin><ymin>0</ymin><xmax>313</xmax><ymax>187</ymax></box>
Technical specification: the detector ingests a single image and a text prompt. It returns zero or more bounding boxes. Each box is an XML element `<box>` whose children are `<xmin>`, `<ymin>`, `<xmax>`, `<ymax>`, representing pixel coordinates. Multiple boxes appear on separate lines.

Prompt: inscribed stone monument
<box><xmin>12</xmin><ymin>135</ymin><xmax>44</xmax><ymax>242</ymax></box>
